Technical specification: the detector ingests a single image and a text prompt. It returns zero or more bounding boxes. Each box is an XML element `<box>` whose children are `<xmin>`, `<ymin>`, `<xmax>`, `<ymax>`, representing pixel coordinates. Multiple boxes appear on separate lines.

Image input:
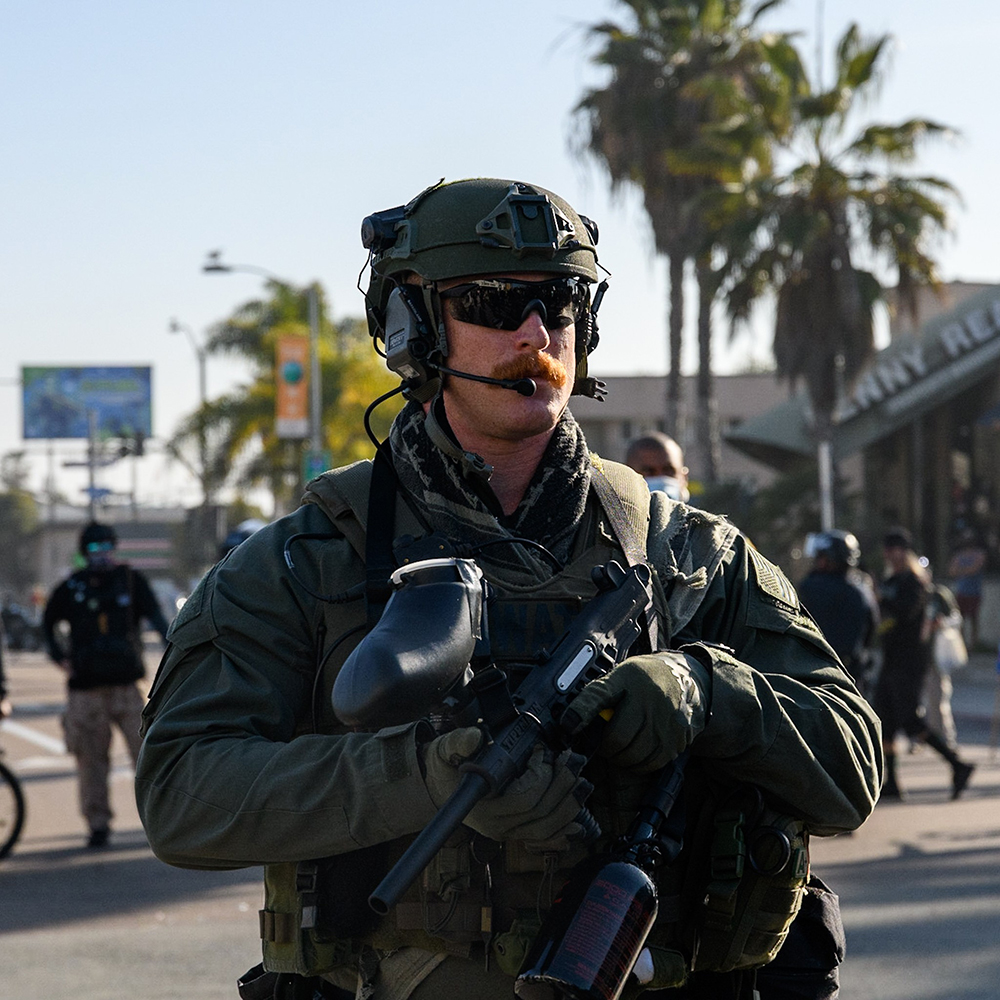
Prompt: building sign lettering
<box><xmin>839</xmin><ymin>297</ymin><xmax>1000</xmax><ymax>421</ymax></box>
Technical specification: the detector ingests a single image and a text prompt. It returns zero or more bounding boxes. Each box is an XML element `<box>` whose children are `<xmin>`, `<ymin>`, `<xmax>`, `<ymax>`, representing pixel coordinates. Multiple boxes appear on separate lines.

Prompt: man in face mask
<box><xmin>626</xmin><ymin>431</ymin><xmax>690</xmax><ymax>502</ymax></box>
<box><xmin>43</xmin><ymin>522</ymin><xmax>169</xmax><ymax>847</ymax></box>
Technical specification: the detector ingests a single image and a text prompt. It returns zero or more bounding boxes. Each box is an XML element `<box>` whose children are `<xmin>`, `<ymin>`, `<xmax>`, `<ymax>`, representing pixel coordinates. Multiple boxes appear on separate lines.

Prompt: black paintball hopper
<box><xmin>332</xmin><ymin>557</ymin><xmax>484</xmax><ymax>728</ymax></box>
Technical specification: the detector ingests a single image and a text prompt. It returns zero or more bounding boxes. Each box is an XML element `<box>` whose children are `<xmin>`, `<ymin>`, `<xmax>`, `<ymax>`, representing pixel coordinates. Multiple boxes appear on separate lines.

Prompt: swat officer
<box><xmin>44</xmin><ymin>522</ymin><xmax>169</xmax><ymax>847</ymax></box>
<box><xmin>136</xmin><ymin>178</ymin><xmax>880</xmax><ymax>999</ymax></box>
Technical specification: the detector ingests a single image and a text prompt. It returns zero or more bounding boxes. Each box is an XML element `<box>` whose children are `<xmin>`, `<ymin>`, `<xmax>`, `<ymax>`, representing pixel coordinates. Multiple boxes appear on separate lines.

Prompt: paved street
<box><xmin>2</xmin><ymin>647</ymin><xmax>999</xmax><ymax>999</ymax></box>
<box><xmin>1</xmin><ymin>649</ymin><xmax>262</xmax><ymax>1000</ymax></box>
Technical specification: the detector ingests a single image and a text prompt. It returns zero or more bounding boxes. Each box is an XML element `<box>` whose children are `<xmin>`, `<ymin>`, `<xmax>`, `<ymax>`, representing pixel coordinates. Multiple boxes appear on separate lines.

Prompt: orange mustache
<box><xmin>490</xmin><ymin>353</ymin><xmax>569</xmax><ymax>390</ymax></box>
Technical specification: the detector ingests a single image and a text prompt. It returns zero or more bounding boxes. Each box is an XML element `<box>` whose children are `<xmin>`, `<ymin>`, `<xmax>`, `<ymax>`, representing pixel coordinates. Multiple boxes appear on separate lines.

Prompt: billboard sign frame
<box><xmin>21</xmin><ymin>365</ymin><xmax>153</xmax><ymax>441</ymax></box>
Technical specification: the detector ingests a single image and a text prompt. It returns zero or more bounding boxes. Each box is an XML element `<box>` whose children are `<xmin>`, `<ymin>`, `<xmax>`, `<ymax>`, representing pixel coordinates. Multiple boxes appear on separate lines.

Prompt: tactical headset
<box><xmin>360</xmin><ymin>179</ymin><xmax>608</xmax><ymax>403</ymax></box>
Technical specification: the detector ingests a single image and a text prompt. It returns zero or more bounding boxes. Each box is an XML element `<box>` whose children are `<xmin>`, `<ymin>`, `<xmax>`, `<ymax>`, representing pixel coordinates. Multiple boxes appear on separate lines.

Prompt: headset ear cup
<box><xmin>382</xmin><ymin>284</ymin><xmax>441</xmax><ymax>402</ymax></box>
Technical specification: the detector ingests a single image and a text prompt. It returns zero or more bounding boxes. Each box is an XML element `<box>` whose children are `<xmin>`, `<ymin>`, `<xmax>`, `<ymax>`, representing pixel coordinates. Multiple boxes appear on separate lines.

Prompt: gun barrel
<box><xmin>369</xmin><ymin>770</ymin><xmax>491</xmax><ymax>915</ymax></box>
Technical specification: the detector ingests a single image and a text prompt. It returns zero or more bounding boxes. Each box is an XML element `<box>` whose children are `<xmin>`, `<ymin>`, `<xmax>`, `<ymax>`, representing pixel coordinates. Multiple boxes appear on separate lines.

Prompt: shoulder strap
<box><xmin>588</xmin><ymin>454</ymin><xmax>673</xmax><ymax>650</ymax></box>
<box><xmin>300</xmin><ymin>450</ymin><xmax>427</xmax><ymax>627</ymax></box>
<box><xmin>364</xmin><ymin>444</ymin><xmax>400</xmax><ymax>626</ymax></box>
<box><xmin>588</xmin><ymin>454</ymin><xmax>651</xmax><ymax>568</ymax></box>
<box><xmin>301</xmin><ymin>458</ymin><xmax>374</xmax><ymax>558</ymax></box>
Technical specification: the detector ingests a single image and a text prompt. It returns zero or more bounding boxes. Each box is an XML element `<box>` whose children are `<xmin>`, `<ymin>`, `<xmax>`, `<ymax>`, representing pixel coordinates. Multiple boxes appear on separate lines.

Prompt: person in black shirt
<box><xmin>43</xmin><ymin>522</ymin><xmax>169</xmax><ymax>847</ymax></box>
<box><xmin>874</xmin><ymin>528</ymin><xmax>974</xmax><ymax>801</ymax></box>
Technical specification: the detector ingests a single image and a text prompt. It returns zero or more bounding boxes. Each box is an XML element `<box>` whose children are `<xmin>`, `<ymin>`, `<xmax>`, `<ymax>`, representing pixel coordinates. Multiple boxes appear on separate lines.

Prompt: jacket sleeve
<box><xmin>42</xmin><ymin>583</ymin><xmax>70</xmax><ymax>663</ymax></box>
<box><xmin>670</xmin><ymin>533</ymin><xmax>883</xmax><ymax>836</ymax></box>
<box><xmin>131</xmin><ymin>569</ymin><xmax>170</xmax><ymax>640</ymax></box>
<box><xmin>134</xmin><ymin>505</ymin><xmax>441</xmax><ymax>870</ymax></box>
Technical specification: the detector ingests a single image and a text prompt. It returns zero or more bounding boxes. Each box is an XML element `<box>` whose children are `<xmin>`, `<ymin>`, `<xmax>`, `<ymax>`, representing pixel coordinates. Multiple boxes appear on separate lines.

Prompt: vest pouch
<box><xmin>260</xmin><ymin>862</ymin><xmax>356</xmax><ymax>977</ymax></box>
<box><xmin>685</xmin><ymin>785</ymin><xmax>810</xmax><ymax>974</ymax></box>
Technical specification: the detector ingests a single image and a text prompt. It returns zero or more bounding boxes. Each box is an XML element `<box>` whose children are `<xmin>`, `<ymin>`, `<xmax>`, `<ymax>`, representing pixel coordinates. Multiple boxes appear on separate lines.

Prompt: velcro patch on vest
<box><xmin>748</xmin><ymin>546</ymin><xmax>798</xmax><ymax>612</ymax></box>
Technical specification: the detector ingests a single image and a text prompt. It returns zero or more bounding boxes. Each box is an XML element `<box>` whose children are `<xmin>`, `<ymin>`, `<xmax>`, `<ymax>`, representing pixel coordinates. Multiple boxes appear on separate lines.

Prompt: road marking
<box><xmin>15</xmin><ymin>755</ymin><xmax>74</xmax><ymax>770</ymax></box>
<box><xmin>0</xmin><ymin>719</ymin><xmax>67</xmax><ymax>755</ymax></box>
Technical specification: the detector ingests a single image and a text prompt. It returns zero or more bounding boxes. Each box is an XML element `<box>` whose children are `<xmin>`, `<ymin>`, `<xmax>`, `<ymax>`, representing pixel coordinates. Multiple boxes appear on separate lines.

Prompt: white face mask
<box><xmin>644</xmin><ymin>475</ymin><xmax>689</xmax><ymax>503</ymax></box>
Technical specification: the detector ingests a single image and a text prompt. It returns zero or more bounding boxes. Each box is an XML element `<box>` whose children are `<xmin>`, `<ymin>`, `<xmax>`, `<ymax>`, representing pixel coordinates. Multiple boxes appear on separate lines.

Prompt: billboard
<box><xmin>21</xmin><ymin>366</ymin><xmax>152</xmax><ymax>440</ymax></box>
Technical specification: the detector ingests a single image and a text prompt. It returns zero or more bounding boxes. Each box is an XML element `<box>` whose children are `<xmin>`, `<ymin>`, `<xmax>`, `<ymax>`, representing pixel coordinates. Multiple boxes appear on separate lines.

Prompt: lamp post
<box><xmin>168</xmin><ymin>318</ymin><xmax>210</xmax><ymax>508</ymax></box>
<box><xmin>202</xmin><ymin>251</ymin><xmax>323</xmax><ymax>457</ymax></box>
<box><xmin>169</xmin><ymin>317</ymin><xmax>218</xmax><ymax>567</ymax></box>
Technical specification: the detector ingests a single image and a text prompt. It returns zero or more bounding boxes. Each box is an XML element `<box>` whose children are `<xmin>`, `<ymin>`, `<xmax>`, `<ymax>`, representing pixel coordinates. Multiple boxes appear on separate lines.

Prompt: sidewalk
<box><xmin>949</xmin><ymin>650</ymin><xmax>1000</xmax><ymax>725</ymax></box>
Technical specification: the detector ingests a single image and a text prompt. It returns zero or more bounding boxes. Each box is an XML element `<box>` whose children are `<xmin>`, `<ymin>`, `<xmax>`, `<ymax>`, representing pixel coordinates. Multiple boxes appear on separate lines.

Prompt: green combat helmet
<box><xmin>360</xmin><ymin>178</ymin><xmax>608</xmax><ymax>403</ymax></box>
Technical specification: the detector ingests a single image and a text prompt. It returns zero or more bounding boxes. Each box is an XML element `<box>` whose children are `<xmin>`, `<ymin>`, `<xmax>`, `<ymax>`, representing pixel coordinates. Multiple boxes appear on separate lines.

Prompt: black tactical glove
<box><xmin>564</xmin><ymin>652</ymin><xmax>709</xmax><ymax>772</ymax></box>
<box><xmin>422</xmin><ymin>727</ymin><xmax>594</xmax><ymax>846</ymax></box>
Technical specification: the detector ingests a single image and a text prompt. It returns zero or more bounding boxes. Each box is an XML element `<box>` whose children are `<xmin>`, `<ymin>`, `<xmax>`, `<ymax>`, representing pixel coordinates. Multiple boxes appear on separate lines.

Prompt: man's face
<box><xmin>628</xmin><ymin>441</ymin><xmax>690</xmax><ymax>500</ymax></box>
<box><xmin>629</xmin><ymin>443</ymin><xmax>686</xmax><ymax>481</ymax></box>
<box><xmin>84</xmin><ymin>541</ymin><xmax>116</xmax><ymax>569</ymax></box>
<box><xmin>437</xmin><ymin>272</ymin><xmax>578</xmax><ymax>443</ymax></box>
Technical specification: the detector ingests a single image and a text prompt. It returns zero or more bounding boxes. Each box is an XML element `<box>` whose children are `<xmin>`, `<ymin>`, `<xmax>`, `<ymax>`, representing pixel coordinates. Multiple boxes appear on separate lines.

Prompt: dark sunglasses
<box><xmin>439</xmin><ymin>277</ymin><xmax>590</xmax><ymax>331</ymax></box>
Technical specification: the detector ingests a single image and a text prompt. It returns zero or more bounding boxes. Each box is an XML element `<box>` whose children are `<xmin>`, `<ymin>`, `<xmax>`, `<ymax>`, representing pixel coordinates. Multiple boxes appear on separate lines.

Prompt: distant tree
<box><xmin>0</xmin><ymin>451</ymin><xmax>32</xmax><ymax>492</ymax></box>
<box><xmin>722</xmin><ymin>23</ymin><xmax>957</xmax><ymax>524</ymax></box>
<box><xmin>168</xmin><ymin>282</ymin><xmax>400</xmax><ymax>516</ymax></box>
<box><xmin>0</xmin><ymin>482</ymin><xmax>39</xmax><ymax>596</ymax></box>
<box><xmin>576</xmin><ymin>0</ymin><xmax>796</xmax><ymax>482</ymax></box>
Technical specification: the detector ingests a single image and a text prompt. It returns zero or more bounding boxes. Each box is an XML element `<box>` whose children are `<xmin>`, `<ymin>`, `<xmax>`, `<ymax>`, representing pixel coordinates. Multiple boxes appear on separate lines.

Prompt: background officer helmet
<box><xmin>218</xmin><ymin>518</ymin><xmax>268</xmax><ymax>561</ymax></box>
<box><xmin>78</xmin><ymin>522</ymin><xmax>117</xmax><ymax>556</ymax></box>
<box><xmin>361</xmin><ymin>178</ymin><xmax>606</xmax><ymax>402</ymax></box>
<box><xmin>806</xmin><ymin>530</ymin><xmax>861</xmax><ymax>570</ymax></box>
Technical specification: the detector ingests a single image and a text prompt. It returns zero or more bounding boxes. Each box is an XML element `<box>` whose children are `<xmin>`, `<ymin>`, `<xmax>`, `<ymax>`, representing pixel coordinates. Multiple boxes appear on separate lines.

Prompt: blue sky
<box><xmin>1</xmin><ymin>0</ymin><xmax>996</xmax><ymax>504</ymax></box>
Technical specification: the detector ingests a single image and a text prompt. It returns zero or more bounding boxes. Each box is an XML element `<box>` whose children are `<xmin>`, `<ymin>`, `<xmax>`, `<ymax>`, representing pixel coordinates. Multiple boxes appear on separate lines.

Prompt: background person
<box><xmin>874</xmin><ymin>527</ymin><xmax>974</xmax><ymax>801</ymax></box>
<box><xmin>947</xmin><ymin>529</ymin><xmax>987</xmax><ymax>649</ymax></box>
<box><xmin>921</xmin><ymin>579</ymin><xmax>965</xmax><ymax>749</ymax></box>
<box><xmin>136</xmin><ymin>177</ymin><xmax>880</xmax><ymax>1000</ymax></box>
<box><xmin>797</xmin><ymin>530</ymin><xmax>879</xmax><ymax>697</ymax></box>
<box><xmin>624</xmin><ymin>430</ymin><xmax>690</xmax><ymax>502</ymax></box>
<box><xmin>43</xmin><ymin>522</ymin><xmax>169</xmax><ymax>848</ymax></box>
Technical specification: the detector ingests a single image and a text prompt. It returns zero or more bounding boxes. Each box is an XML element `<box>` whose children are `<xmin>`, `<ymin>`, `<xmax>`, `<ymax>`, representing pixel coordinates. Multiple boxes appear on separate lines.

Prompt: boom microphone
<box><xmin>430</xmin><ymin>362</ymin><xmax>537</xmax><ymax>397</ymax></box>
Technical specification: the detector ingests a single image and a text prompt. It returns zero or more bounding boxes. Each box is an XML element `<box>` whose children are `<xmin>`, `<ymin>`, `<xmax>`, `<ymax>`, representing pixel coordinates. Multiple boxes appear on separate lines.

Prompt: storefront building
<box><xmin>726</xmin><ymin>283</ymin><xmax>1000</xmax><ymax>639</ymax></box>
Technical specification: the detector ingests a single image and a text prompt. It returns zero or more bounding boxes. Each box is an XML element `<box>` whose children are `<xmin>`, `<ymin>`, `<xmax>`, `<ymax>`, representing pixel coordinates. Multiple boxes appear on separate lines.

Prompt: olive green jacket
<box><xmin>135</xmin><ymin>460</ymin><xmax>881</xmax><ymax>874</ymax></box>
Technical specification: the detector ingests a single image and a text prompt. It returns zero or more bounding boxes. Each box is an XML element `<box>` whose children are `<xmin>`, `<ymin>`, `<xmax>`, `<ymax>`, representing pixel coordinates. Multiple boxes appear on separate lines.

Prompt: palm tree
<box><xmin>168</xmin><ymin>282</ymin><xmax>399</xmax><ymax>516</ymax></box>
<box><xmin>723</xmin><ymin>23</ymin><xmax>958</xmax><ymax>525</ymax></box>
<box><xmin>575</xmin><ymin>0</ymin><xmax>791</xmax><ymax>482</ymax></box>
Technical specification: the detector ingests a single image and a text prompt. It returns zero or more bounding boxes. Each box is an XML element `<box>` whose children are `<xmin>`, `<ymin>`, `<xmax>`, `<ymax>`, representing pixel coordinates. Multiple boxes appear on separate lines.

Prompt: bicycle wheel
<box><xmin>0</xmin><ymin>759</ymin><xmax>26</xmax><ymax>860</ymax></box>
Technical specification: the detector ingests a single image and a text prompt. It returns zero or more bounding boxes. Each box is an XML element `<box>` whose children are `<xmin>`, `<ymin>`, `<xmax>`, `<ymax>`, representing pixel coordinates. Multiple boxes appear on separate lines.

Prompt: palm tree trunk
<box><xmin>666</xmin><ymin>254</ymin><xmax>684</xmax><ymax>438</ymax></box>
<box><xmin>695</xmin><ymin>256</ymin><xmax>720</xmax><ymax>484</ymax></box>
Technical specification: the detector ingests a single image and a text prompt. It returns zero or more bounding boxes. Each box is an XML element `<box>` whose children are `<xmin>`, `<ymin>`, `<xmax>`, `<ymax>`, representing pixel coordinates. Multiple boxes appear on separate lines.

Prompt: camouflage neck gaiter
<box><xmin>389</xmin><ymin>399</ymin><xmax>591</xmax><ymax>575</ymax></box>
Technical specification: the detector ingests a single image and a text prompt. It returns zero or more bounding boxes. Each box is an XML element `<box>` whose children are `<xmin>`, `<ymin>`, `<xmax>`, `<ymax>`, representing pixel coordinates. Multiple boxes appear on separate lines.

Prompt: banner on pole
<box><xmin>275</xmin><ymin>336</ymin><xmax>309</xmax><ymax>439</ymax></box>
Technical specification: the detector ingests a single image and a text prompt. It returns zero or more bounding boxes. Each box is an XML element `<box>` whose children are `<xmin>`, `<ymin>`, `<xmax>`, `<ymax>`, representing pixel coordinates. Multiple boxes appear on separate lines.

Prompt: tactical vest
<box><xmin>258</xmin><ymin>455</ymin><xmax>675</xmax><ymax>974</ymax></box>
<box><xmin>257</xmin><ymin>455</ymin><xmax>805</xmax><ymax>987</ymax></box>
<box><xmin>63</xmin><ymin>565</ymin><xmax>145</xmax><ymax>688</ymax></box>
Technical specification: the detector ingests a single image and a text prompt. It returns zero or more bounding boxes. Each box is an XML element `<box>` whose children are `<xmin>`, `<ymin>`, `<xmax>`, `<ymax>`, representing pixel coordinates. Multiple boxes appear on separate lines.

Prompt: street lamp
<box><xmin>201</xmin><ymin>251</ymin><xmax>323</xmax><ymax>457</ymax></box>
<box><xmin>168</xmin><ymin>318</ymin><xmax>210</xmax><ymax>508</ymax></box>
